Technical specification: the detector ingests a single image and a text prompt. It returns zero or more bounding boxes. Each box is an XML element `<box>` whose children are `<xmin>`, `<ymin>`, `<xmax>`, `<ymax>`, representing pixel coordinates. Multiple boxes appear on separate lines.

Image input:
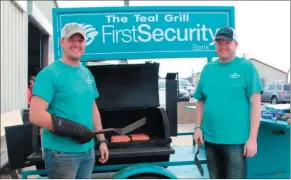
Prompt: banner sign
<box><xmin>52</xmin><ymin>6</ymin><xmax>235</xmax><ymax>61</ymax></box>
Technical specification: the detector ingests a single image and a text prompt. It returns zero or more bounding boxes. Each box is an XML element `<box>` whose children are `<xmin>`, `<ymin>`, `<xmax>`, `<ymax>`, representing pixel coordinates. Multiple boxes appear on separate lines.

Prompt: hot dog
<box><xmin>129</xmin><ymin>134</ymin><xmax>150</xmax><ymax>141</ymax></box>
<box><xmin>111</xmin><ymin>135</ymin><xmax>131</xmax><ymax>143</ymax></box>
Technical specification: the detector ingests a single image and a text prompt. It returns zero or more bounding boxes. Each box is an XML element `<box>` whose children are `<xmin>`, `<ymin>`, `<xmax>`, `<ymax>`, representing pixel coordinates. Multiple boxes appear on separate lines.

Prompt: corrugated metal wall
<box><xmin>1</xmin><ymin>1</ymin><xmax>28</xmax><ymax>114</ymax></box>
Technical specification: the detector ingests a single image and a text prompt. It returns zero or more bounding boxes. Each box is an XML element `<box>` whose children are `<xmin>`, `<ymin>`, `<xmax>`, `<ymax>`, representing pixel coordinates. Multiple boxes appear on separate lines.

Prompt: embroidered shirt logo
<box><xmin>86</xmin><ymin>76</ymin><xmax>94</xmax><ymax>84</ymax></box>
<box><xmin>229</xmin><ymin>72</ymin><xmax>240</xmax><ymax>79</ymax></box>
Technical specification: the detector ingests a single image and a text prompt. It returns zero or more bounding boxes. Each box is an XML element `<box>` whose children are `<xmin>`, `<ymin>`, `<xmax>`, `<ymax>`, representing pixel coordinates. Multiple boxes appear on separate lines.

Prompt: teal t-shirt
<box><xmin>194</xmin><ymin>57</ymin><xmax>263</xmax><ymax>144</ymax></box>
<box><xmin>32</xmin><ymin>60</ymin><xmax>99</xmax><ymax>153</ymax></box>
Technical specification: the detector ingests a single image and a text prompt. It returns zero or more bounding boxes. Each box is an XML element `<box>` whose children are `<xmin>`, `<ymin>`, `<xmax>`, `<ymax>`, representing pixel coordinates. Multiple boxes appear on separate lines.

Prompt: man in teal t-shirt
<box><xmin>193</xmin><ymin>27</ymin><xmax>263</xmax><ymax>179</ymax></box>
<box><xmin>29</xmin><ymin>23</ymin><xmax>109</xmax><ymax>178</ymax></box>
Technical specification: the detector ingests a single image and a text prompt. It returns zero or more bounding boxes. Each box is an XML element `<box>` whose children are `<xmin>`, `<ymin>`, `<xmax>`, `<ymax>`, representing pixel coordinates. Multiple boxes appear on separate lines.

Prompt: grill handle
<box><xmin>93</xmin><ymin>128</ymin><xmax>115</xmax><ymax>135</ymax></box>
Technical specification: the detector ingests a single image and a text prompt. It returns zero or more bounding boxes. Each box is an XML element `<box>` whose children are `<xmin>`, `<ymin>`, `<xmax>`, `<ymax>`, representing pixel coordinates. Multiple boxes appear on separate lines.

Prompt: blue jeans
<box><xmin>204</xmin><ymin>141</ymin><xmax>247</xmax><ymax>179</ymax></box>
<box><xmin>43</xmin><ymin>148</ymin><xmax>95</xmax><ymax>179</ymax></box>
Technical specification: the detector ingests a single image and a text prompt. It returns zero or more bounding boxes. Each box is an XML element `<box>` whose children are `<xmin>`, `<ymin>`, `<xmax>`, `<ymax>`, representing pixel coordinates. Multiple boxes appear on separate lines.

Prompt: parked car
<box><xmin>179</xmin><ymin>79</ymin><xmax>195</xmax><ymax>97</ymax></box>
<box><xmin>261</xmin><ymin>82</ymin><xmax>290</xmax><ymax>104</ymax></box>
<box><xmin>158</xmin><ymin>79</ymin><xmax>190</xmax><ymax>107</ymax></box>
<box><xmin>177</xmin><ymin>84</ymin><xmax>191</xmax><ymax>102</ymax></box>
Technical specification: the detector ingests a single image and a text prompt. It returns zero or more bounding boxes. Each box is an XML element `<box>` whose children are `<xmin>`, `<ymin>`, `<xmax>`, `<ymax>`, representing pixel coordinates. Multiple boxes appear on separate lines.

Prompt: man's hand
<box><xmin>99</xmin><ymin>143</ymin><xmax>109</xmax><ymax>164</ymax></box>
<box><xmin>244</xmin><ymin>138</ymin><xmax>257</xmax><ymax>157</ymax></box>
<box><xmin>194</xmin><ymin>128</ymin><xmax>204</xmax><ymax>146</ymax></box>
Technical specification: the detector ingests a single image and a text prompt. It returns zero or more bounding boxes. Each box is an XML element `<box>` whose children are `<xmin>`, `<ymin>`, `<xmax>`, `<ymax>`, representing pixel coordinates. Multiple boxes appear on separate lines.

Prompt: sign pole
<box><xmin>124</xmin><ymin>0</ymin><xmax>129</xmax><ymax>6</ymax></box>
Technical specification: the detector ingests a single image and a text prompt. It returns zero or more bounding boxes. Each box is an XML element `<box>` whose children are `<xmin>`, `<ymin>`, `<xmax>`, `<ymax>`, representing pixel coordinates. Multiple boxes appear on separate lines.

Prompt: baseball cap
<box><xmin>214</xmin><ymin>27</ymin><xmax>238</xmax><ymax>42</ymax></box>
<box><xmin>61</xmin><ymin>23</ymin><xmax>86</xmax><ymax>40</ymax></box>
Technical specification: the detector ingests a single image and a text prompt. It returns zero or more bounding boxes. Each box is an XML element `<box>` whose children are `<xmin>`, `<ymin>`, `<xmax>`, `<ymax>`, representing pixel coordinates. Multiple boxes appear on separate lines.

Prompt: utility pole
<box><xmin>286</xmin><ymin>68</ymin><xmax>290</xmax><ymax>83</ymax></box>
<box><xmin>191</xmin><ymin>68</ymin><xmax>194</xmax><ymax>85</ymax></box>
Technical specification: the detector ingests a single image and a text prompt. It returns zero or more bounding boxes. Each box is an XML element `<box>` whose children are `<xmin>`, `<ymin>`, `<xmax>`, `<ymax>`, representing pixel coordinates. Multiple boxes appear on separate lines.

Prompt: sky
<box><xmin>57</xmin><ymin>1</ymin><xmax>290</xmax><ymax>78</ymax></box>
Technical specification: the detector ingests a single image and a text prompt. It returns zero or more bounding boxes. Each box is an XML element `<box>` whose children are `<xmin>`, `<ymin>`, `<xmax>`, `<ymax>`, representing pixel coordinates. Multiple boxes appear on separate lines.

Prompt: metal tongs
<box><xmin>194</xmin><ymin>144</ymin><xmax>204</xmax><ymax>176</ymax></box>
<box><xmin>93</xmin><ymin>117</ymin><xmax>146</xmax><ymax>135</ymax></box>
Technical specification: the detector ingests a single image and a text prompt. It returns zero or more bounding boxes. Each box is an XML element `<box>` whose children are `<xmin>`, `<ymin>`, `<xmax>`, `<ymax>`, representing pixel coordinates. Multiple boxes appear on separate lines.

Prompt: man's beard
<box><xmin>68</xmin><ymin>55</ymin><xmax>80</xmax><ymax>62</ymax></box>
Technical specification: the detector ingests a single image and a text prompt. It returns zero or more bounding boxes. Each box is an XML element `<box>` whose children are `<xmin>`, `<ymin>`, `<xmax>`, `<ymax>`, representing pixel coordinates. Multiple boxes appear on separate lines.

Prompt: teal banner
<box><xmin>53</xmin><ymin>6</ymin><xmax>235</xmax><ymax>61</ymax></box>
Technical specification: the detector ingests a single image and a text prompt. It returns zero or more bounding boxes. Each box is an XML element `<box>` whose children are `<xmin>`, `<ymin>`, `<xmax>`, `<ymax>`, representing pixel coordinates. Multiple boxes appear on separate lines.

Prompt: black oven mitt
<box><xmin>51</xmin><ymin>114</ymin><xmax>94</xmax><ymax>144</ymax></box>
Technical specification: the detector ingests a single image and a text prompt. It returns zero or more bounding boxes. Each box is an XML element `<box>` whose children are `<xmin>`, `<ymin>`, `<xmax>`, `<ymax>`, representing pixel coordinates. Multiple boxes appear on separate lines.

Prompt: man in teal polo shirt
<box><xmin>193</xmin><ymin>27</ymin><xmax>263</xmax><ymax>179</ymax></box>
<box><xmin>29</xmin><ymin>23</ymin><xmax>109</xmax><ymax>178</ymax></box>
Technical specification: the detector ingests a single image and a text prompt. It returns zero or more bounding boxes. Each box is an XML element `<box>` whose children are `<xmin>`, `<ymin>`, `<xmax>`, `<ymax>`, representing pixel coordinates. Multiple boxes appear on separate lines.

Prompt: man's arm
<box><xmin>193</xmin><ymin>68</ymin><xmax>206</xmax><ymax>144</ymax></box>
<box><xmin>88</xmin><ymin>69</ymin><xmax>105</xmax><ymax>141</ymax></box>
<box><xmin>195</xmin><ymin>100</ymin><xmax>204</xmax><ymax>127</ymax></box>
<box><xmin>29</xmin><ymin>96</ymin><xmax>53</xmax><ymax>130</ymax></box>
<box><xmin>193</xmin><ymin>67</ymin><xmax>206</xmax><ymax>127</ymax></box>
<box><xmin>248</xmin><ymin>93</ymin><xmax>261</xmax><ymax>141</ymax></box>
<box><xmin>246</xmin><ymin>62</ymin><xmax>264</xmax><ymax>141</ymax></box>
<box><xmin>29</xmin><ymin>70</ymin><xmax>54</xmax><ymax>130</ymax></box>
<box><xmin>92</xmin><ymin>101</ymin><xmax>106</xmax><ymax>141</ymax></box>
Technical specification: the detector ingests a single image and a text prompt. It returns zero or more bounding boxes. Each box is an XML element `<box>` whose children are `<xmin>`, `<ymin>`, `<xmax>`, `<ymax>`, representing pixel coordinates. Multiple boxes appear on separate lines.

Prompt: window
<box><xmin>276</xmin><ymin>84</ymin><xmax>282</xmax><ymax>90</ymax></box>
<box><xmin>284</xmin><ymin>84</ymin><xmax>290</xmax><ymax>91</ymax></box>
<box><xmin>180</xmin><ymin>79</ymin><xmax>191</xmax><ymax>87</ymax></box>
<box><xmin>268</xmin><ymin>84</ymin><xmax>275</xmax><ymax>90</ymax></box>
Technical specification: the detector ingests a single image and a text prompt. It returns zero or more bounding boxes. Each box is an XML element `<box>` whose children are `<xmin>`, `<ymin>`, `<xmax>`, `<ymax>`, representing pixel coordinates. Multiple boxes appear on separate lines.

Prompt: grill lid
<box><xmin>87</xmin><ymin>63</ymin><xmax>160</xmax><ymax>110</ymax></box>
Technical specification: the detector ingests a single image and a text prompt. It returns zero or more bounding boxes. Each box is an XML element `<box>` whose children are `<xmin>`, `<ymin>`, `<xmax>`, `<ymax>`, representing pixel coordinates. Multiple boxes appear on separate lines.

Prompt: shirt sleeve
<box><xmin>193</xmin><ymin>67</ymin><xmax>206</xmax><ymax>101</ymax></box>
<box><xmin>246</xmin><ymin>62</ymin><xmax>264</xmax><ymax>99</ymax></box>
<box><xmin>32</xmin><ymin>69</ymin><xmax>55</xmax><ymax>104</ymax></box>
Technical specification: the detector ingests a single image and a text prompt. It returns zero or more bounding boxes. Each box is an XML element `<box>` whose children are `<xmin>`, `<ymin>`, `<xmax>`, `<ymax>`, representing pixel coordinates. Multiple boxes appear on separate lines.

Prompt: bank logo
<box><xmin>229</xmin><ymin>72</ymin><xmax>240</xmax><ymax>79</ymax></box>
<box><xmin>80</xmin><ymin>24</ymin><xmax>98</xmax><ymax>46</ymax></box>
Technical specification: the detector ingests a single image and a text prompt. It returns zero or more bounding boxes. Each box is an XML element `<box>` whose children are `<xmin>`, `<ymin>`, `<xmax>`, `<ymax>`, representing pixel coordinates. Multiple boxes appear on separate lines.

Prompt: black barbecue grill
<box><xmin>4</xmin><ymin>62</ymin><xmax>178</xmax><ymax>173</ymax></box>
<box><xmin>88</xmin><ymin>63</ymin><xmax>175</xmax><ymax>167</ymax></box>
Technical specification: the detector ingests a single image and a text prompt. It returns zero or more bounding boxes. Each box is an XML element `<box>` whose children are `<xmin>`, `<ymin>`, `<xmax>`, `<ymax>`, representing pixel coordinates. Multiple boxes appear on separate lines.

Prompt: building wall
<box><xmin>251</xmin><ymin>60</ymin><xmax>287</xmax><ymax>87</ymax></box>
<box><xmin>30</xmin><ymin>0</ymin><xmax>57</xmax><ymax>64</ymax></box>
<box><xmin>33</xmin><ymin>1</ymin><xmax>57</xmax><ymax>24</ymax></box>
<box><xmin>1</xmin><ymin>1</ymin><xmax>28</xmax><ymax>114</ymax></box>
